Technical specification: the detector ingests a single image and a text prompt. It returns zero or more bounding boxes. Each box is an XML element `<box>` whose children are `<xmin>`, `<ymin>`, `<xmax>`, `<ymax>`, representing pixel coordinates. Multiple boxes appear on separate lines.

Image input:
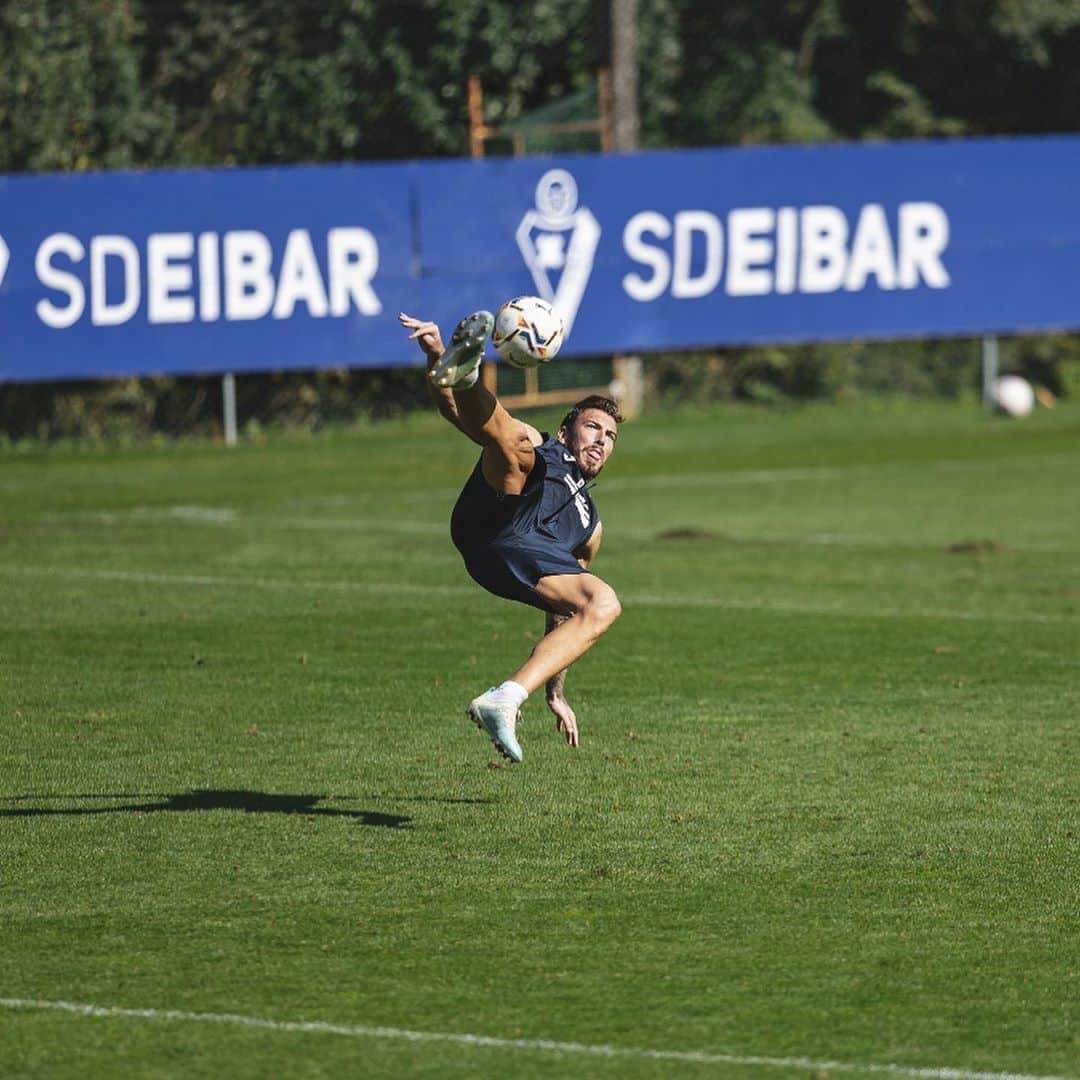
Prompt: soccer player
<box><xmin>399</xmin><ymin>310</ymin><xmax>623</xmax><ymax>763</ymax></box>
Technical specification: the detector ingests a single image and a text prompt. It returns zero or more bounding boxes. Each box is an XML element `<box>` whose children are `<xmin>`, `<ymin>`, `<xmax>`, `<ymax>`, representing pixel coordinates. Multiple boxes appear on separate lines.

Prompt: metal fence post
<box><xmin>981</xmin><ymin>336</ymin><xmax>999</xmax><ymax>410</ymax></box>
<box><xmin>222</xmin><ymin>373</ymin><xmax>238</xmax><ymax>446</ymax></box>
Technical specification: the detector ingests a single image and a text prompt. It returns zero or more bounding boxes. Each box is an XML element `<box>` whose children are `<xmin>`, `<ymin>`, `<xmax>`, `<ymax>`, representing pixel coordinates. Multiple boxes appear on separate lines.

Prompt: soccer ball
<box><xmin>492</xmin><ymin>296</ymin><xmax>565</xmax><ymax>369</ymax></box>
<box><xmin>992</xmin><ymin>375</ymin><xmax>1035</xmax><ymax>418</ymax></box>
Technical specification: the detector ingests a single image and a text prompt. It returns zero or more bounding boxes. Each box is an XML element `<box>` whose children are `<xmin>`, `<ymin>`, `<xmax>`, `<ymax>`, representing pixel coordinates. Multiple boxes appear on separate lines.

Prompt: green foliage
<box><xmin>6</xmin><ymin>0</ymin><xmax>1080</xmax><ymax>170</ymax></box>
<box><xmin>1005</xmin><ymin>332</ymin><xmax>1080</xmax><ymax>398</ymax></box>
<box><xmin>816</xmin><ymin>1</ymin><xmax>1080</xmax><ymax>139</ymax></box>
<box><xmin>0</xmin><ymin>367</ymin><xmax>430</xmax><ymax>444</ymax></box>
<box><xmin>863</xmin><ymin>71</ymin><xmax>967</xmax><ymax>139</ymax></box>
<box><xmin>645</xmin><ymin>336</ymin><xmax>1080</xmax><ymax>408</ymax></box>
<box><xmin>0</xmin><ymin>0</ymin><xmax>610</xmax><ymax>170</ymax></box>
<box><xmin>0</xmin><ymin>0</ymin><xmax>166</xmax><ymax>171</ymax></box>
<box><xmin>3</xmin><ymin>0</ymin><xmax>1080</xmax><ymax>439</ymax></box>
<box><xmin>992</xmin><ymin>0</ymin><xmax>1080</xmax><ymax>65</ymax></box>
<box><xmin>99</xmin><ymin>0</ymin><xmax>609</xmax><ymax>165</ymax></box>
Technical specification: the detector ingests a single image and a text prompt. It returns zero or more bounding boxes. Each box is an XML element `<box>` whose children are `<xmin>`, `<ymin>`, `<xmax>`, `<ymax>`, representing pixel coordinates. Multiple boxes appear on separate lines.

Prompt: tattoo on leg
<box><xmin>545</xmin><ymin>611</ymin><xmax>570</xmax><ymax>699</ymax></box>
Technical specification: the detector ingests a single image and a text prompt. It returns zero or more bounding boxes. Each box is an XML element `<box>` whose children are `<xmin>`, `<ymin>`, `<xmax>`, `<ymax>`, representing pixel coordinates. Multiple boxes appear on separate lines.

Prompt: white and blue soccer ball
<box><xmin>492</xmin><ymin>296</ymin><xmax>565</xmax><ymax>369</ymax></box>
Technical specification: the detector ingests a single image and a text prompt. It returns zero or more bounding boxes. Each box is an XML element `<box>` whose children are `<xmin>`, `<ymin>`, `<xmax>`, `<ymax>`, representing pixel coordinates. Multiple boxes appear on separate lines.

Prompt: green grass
<box><xmin>1</xmin><ymin>400</ymin><xmax>1077</xmax><ymax>1079</ymax></box>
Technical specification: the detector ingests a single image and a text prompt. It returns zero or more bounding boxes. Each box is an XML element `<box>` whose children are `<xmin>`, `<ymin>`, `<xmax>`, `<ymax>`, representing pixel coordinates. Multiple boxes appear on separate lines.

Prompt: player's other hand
<box><xmin>398</xmin><ymin>312</ymin><xmax>444</xmax><ymax>363</ymax></box>
<box><xmin>547</xmin><ymin>694</ymin><xmax>579</xmax><ymax>748</ymax></box>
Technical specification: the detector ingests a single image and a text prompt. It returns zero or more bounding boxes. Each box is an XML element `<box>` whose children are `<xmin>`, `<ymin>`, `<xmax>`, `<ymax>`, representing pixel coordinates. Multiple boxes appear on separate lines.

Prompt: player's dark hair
<box><xmin>559</xmin><ymin>395</ymin><xmax>624</xmax><ymax>432</ymax></box>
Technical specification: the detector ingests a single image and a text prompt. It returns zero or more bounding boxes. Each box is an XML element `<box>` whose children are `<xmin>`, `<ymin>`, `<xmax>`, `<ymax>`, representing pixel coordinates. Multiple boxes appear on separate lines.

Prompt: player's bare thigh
<box><xmin>534</xmin><ymin>572</ymin><xmax>621</xmax><ymax>619</ymax></box>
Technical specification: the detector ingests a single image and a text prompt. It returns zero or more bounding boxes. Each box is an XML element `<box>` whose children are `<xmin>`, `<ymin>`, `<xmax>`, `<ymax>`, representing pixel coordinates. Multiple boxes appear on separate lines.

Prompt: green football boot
<box><xmin>428</xmin><ymin>310</ymin><xmax>494</xmax><ymax>388</ymax></box>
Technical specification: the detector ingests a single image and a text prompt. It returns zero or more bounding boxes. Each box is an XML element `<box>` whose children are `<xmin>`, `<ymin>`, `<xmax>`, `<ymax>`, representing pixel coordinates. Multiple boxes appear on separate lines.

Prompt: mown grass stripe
<box><xmin>1</xmin><ymin>564</ymin><xmax>1075</xmax><ymax>625</ymax></box>
<box><xmin>24</xmin><ymin>508</ymin><xmax>1080</xmax><ymax>554</ymax></box>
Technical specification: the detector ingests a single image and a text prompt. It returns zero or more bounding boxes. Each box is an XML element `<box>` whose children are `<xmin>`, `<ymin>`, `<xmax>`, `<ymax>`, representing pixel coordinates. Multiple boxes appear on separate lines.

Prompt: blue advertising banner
<box><xmin>2</xmin><ymin>136</ymin><xmax>1079</xmax><ymax>382</ymax></box>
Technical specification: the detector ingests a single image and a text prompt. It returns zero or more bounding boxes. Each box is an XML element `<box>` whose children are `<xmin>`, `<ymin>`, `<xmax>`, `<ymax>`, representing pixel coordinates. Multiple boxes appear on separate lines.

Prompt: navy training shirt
<box><xmin>450</xmin><ymin>434</ymin><xmax>599</xmax><ymax>557</ymax></box>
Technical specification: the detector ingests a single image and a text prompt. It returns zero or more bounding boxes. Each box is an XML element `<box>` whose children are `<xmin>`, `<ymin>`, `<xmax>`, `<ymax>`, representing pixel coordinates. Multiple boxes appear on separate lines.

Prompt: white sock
<box><xmin>496</xmin><ymin>680</ymin><xmax>528</xmax><ymax>707</ymax></box>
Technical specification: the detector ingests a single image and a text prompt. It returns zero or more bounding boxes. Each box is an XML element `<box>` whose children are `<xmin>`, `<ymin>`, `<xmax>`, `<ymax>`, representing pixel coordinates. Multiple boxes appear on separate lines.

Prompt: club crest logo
<box><xmin>515</xmin><ymin>169</ymin><xmax>600</xmax><ymax>337</ymax></box>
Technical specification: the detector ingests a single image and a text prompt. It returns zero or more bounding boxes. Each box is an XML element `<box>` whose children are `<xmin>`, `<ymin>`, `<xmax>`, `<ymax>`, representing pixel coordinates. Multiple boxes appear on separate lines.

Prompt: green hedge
<box><xmin>3</xmin><ymin>334</ymin><xmax>1077</xmax><ymax>446</ymax></box>
<box><xmin>648</xmin><ymin>334</ymin><xmax>1079</xmax><ymax>408</ymax></box>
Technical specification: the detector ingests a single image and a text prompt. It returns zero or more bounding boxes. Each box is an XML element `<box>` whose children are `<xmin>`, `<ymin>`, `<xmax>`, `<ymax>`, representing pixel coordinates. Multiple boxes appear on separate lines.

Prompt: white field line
<box><xmin>0</xmin><ymin>998</ymin><xmax>1071</xmax><ymax>1080</ymax></box>
<box><xmin>33</xmin><ymin>509</ymin><xmax>447</xmax><ymax>535</ymax></box>
<box><xmin>0</xmin><ymin>564</ymin><xmax>1076</xmax><ymax>626</ymax></box>
<box><xmin>0</xmin><ymin>565</ymin><xmax>470</xmax><ymax>600</ymax></box>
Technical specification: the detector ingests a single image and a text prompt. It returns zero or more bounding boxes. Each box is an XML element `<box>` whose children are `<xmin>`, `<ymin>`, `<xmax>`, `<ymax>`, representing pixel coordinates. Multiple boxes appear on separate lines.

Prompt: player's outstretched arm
<box><xmin>398</xmin><ymin>312</ymin><xmax>478</xmax><ymax>442</ymax></box>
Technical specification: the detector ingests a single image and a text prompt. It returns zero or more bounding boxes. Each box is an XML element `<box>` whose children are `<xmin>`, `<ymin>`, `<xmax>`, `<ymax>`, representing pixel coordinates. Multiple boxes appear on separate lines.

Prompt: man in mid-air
<box><xmin>399</xmin><ymin>310</ymin><xmax>623</xmax><ymax>763</ymax></box>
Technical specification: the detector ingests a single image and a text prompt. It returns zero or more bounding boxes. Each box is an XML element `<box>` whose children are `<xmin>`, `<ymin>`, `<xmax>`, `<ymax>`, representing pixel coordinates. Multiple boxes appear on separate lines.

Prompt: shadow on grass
<box><xmin>0</xmin><ymin>789</ymin><xmax>411</xmax><ymax>828</ymax></box>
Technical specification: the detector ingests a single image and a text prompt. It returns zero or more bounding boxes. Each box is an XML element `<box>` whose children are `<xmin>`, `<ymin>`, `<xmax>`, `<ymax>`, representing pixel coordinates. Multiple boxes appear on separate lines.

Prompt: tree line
<box><xmin>2</xmin><ymin>0</ymin><xmax>1078</xmax><ymax>438</ymax></box>
<box><xmin>5</xmin><ymin>0</ymin><xmax>1079</xmax><ymax>172</ymax></box>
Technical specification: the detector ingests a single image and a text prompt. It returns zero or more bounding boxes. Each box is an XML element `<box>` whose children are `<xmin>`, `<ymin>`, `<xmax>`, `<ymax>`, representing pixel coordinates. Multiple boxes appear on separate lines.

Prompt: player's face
<box><xmin>562</xmin><ymin>408</ymin><xmax>618</xmax><ymax>479</ymax></box>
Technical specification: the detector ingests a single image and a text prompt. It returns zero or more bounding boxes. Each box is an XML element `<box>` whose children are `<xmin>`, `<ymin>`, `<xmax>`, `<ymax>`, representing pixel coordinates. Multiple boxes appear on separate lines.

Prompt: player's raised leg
<box><xmin>406</xmin><ymin>309</ymin><xmax>534</xmax><ymax>486</ymax></box>
<box><xmin>432</xmin><ymin>318</ymin><xmax>540</xmax><ymax>496</ymax></box>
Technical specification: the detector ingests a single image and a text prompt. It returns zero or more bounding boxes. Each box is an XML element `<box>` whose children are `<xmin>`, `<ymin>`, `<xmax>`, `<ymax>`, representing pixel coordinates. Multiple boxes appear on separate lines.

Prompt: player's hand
<box><xmin>547</xmin><ymin>694</ymin><xmax>579</xmax><ymax>748</ymax></box>
<box><xmin>398</xmin><ymin>312</ymin><xmax>444</xmax><ymax>363</ymax></box>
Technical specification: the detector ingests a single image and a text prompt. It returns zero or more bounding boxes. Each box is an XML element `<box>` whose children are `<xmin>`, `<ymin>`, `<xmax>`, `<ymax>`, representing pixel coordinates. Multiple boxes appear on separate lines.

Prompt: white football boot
<box><xmin>467</xmin><ymin>687</ymin><xmax>524</xmax><ymax>763</ymax></box>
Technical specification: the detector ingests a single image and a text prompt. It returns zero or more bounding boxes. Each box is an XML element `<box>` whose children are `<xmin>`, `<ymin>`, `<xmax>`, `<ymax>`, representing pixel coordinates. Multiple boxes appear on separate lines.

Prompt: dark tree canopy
<box><xmin>3</xmin><ymin>0</ymin><xmax>1079</xmax><ymax>440</ymax></box>
<box><xmin>2</xmin><ymin>0</ymin><xmax>1079</xmax><ymax>173</ymax></box>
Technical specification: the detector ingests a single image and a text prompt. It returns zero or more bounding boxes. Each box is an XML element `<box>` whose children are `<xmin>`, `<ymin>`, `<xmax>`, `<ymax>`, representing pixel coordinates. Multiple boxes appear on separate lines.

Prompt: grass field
<box><xmin>1</xmin><ymin>399</ymin><xmax>1077</xmax><ymax>1079</ymax></box>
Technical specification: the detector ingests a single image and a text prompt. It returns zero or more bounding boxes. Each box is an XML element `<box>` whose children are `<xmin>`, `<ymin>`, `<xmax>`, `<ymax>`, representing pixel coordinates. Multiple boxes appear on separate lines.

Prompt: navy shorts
<box><xmin>458</xmin><ymin>532</ymin><xmax>587</xmax><ymax>613</ymax></box>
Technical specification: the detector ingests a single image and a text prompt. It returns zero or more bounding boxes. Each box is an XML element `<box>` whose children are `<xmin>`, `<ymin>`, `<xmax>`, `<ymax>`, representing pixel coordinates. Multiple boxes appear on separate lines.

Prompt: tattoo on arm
<box><xmin>545</xmin><ymin>611</ymin><xmax>570</xmax><ymax>699</ymax></box>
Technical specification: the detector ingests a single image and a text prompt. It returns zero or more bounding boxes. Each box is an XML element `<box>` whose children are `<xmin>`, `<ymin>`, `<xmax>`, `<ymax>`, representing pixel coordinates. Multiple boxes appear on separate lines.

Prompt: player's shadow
<box><xmin>0</xmin><ymin>789</ymin><xmax>411</xmax><ymax>828</ymax></box>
